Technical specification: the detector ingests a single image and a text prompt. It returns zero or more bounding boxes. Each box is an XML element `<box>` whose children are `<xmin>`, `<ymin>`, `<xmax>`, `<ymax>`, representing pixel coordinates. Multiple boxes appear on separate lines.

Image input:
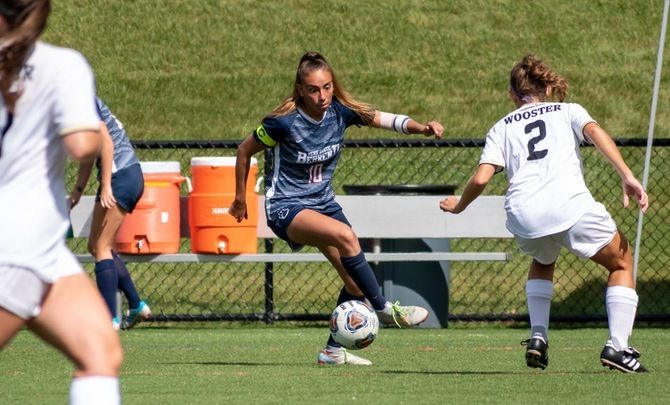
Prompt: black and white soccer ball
<box><xmin>329</xmin><ymin>300</ymin><xmax>379</xmax><ymax>350</ymax></box>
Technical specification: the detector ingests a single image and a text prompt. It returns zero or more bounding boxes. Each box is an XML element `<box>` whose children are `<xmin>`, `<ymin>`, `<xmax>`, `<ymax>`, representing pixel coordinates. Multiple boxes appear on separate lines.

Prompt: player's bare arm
<box><xmin>62</xmin><ymin>129</ymin><xmax>101</xmax><ymax>163</ymax></box>
<box><xmin>98</xmin><ymin>122</ymin><xmax>117</xmax><ymax>209</ymax></box>
<box><xmin>230</xmin><ymin>134</ymin><xmax>265</xmax><ymax>222</ymax></box>
<box><xmin>583</xmin><ymin>122</ymin><xmax>649</xmax><ymax>212</ymax></box>
<box><xmin>371</xmin><ymin>111</ymin><xmax>444</xmax><ymax>138</ymax></box>
<box><xmin>440</xmin><ymin>163</ymin><xmax>497</xmax><ymax>214</ymax></box>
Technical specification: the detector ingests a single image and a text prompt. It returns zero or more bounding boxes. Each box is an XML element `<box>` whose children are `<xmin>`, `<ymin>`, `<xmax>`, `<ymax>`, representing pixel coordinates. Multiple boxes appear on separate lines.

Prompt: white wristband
<box><xmin>379</xmin><ymin>112</ymin><xmax>410</xmax><ymax>134</ymax></box>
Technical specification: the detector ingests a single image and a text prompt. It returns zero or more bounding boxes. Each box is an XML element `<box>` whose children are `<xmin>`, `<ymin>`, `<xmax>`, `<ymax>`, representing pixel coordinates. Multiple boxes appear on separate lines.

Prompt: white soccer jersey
<box><xmin>480</xmin><ymin>102</ymin><xmax>597</xmax><ymax>238</ymax></box>
<box><xmin>0</xmin><ymin>42</ymin><xmax>99</xmax><ymax>280</ymax></box>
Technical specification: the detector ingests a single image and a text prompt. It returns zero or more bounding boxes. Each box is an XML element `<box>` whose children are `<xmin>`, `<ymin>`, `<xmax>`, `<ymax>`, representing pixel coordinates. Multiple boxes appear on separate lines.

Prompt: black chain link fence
<box><xmin>66</xmin><ymin>139</ymin><xmax>670</xmax><ymax>325</ymax></box>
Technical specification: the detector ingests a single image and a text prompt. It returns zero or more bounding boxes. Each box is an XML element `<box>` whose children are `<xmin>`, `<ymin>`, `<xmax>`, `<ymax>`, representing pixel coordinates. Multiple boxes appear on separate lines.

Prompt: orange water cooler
<box><xmin>115</xmin><ymin>161</ymin><xmax>189</xmax><ymax>254</ymax></box>
<box><xmin>188</xmin><ymin>156</ymin><xmax>259</xmax><ymax>254</ymax></box>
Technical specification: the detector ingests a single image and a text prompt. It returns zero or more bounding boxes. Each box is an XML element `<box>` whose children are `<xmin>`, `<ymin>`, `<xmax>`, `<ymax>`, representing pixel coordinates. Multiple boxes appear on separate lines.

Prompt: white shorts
<box><xmin>0</xmin><ymin>244</ymin><xmax>83</xmax><ymax>319</ymax></box>
<box><xmin>515</xmin><ymin>202</ymin><xmax>617</xmax><ymax>265</ymax></box>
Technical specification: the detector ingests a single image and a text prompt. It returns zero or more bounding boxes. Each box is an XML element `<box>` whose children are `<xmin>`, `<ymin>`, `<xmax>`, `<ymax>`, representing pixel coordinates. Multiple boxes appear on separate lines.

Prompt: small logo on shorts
<box><xmin>278</xmin><ymin>208</ymin><xmax>290</xmax><ymax>219</ymax></box>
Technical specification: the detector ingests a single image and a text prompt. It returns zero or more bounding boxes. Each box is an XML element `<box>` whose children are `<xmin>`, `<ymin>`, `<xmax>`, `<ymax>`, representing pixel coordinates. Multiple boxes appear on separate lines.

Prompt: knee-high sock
<box><xmin>526</xmin><ymin>279</ymin><xmax>553</xmax><ymax>339</ymax></box>
<box><xmin>70</xmin><ymin>376</ymin><xmax>120</xmax><ymax>405</ymax></box>
<box><xmin>112</xmin><ymin>251</ymin><xmax>141</xmax><ymax>309</ymax></box>
<box><xmin>606</xmin><ymin>286</ymin><xmax>638</xmax><ymax>350</ymax></box>
<box><xmin>340</xmin><ymin>252</ymin><xmax>386</xmax><ymax>310</ymax></box>
<box><xmin>327</xmin><ymin>287</ymin><xmax>365</xmax><ymax>348</ymax></box>
<box><xmin>94</xmin><ymin>259</ymin><xmax>118</xmax><ymax>318</ymax></box>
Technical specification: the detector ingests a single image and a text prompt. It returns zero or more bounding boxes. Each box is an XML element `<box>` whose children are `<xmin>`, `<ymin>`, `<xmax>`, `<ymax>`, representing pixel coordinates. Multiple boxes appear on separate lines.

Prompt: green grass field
<box><xmin>44</xmin><ymin>0</ymin><xmax>670</xmax><ymax>140</ymax></box>
<box><xmin>1</xmin><ymin>326</ymin><xmax>668</xmax><ymax>404</ymax></box>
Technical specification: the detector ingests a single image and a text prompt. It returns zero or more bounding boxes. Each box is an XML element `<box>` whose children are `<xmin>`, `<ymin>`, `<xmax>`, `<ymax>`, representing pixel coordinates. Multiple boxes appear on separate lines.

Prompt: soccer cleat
<box><xmin>317</xmin><ymin>346</ymin><xmax>372</xmax><ymax>366</ymax></box>
<box><xmin>122</xmin><ymin>300</ymin><xmax>152</xmax><ymax>330</ymax></box>
<box><xmin>521</xmin><ymin>336</ymin><xmax>549</xmax><ymax>370</ymax></box>
<box><xmin>376</xmin><ymin>301</ymin><xmax>429</xmax><ymax>328</ymax></box>
<box><xmin>600</xmin><ymin>345</ymin><xmax>648</xmax><ymax>373</ymax></box>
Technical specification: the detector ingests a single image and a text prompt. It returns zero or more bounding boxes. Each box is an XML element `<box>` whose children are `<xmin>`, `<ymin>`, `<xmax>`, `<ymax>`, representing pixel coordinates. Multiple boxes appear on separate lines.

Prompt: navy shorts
<box><xmin>96</xmin><ymin>163</ymin><xmax>144</xmax><ymax>213</ymax></box>
<box><xmin>266</xmin><ymin>200</ymin><xmax>351</xmax><ymax>252</ymax></box>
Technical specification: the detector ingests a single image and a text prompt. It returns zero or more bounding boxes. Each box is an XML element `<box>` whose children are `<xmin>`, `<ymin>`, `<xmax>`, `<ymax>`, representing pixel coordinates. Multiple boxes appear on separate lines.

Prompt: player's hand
<box><xmin>100</xmin><ymin>185</ymin><xmax>117</xmax><ymax>209</ymax></box>
<box><xmin>439</xmin><ymin>196</ymin><xmax>462</xmax><ymax>213</ymax></box>
<box><xmin>622</xmin><ymin>176</ymin><xmax>648</xmax><ymax>213</ymax></box>
<box><xmin>424</xmin><ymin>121</ymin><xmax>444</xmax><ymax>139</ymax></box>
<box><xmin>229</xmin><ymin>199</ymin><xmax>248</xmax><ymax>223</ymax></box>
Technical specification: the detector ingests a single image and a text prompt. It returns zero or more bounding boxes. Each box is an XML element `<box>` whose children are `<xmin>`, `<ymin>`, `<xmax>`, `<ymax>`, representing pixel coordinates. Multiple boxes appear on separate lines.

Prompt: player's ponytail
<box><xmin>510</xmin><ymin>54</ymin><xmax>568</xmax><ymax>103</ymax></box>
<box><xmin>0</xmin><ymin>0</ymin><xmax>50</xmax><ymax>111</ymax></box>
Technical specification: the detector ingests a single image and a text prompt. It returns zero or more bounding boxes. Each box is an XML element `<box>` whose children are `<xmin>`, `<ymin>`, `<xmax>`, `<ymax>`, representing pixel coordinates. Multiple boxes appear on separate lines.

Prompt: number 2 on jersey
<box><xmin>525</xmin><ymin>120</ymin><xmax>548</xmax><ymax>161</ymax></box>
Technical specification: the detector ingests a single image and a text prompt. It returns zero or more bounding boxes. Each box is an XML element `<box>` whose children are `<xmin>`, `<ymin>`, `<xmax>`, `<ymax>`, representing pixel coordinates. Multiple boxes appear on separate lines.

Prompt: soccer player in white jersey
<box><xmin>229</xmin><ymin>52</ymin><xmax>444</xmax><ymax>366</ymax></box>
<box><xmin>0</xmin><ymin>1</ymin><xmax>123</xmax><ymax>404</ymax></box>
<box><xmin>440</xmin><ymin>54</ymin><xmax>649</xmax><ymax>373</ymax></box>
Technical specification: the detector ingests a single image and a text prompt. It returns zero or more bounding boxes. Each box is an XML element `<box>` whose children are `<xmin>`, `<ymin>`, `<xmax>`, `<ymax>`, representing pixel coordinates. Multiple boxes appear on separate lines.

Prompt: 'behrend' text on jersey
<box><xmin>253</xmin><ymin>98</ymin><xmax>365</xmax><ymax>213</ymax></box>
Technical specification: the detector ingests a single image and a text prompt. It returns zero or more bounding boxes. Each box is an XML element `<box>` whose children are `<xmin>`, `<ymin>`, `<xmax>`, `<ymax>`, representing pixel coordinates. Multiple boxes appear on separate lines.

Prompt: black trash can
<box><xmin>343</xmin><ymin>184</ymin><xmax>457</xmax><ymax>328</ymax></box>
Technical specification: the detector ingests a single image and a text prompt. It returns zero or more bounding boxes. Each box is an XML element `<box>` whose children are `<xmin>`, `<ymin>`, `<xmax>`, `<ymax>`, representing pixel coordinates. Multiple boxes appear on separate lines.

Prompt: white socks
<box><xmin>70</xmin><ymin>376</ymin><xmax>120</xmax><ymax>405</ymax></box>
<box><xmin>526</xmin><ymin>281</ymin><xmax>638</xmax><ymax>350</ymax></box>
<box><xmin>606</xmin><ymin>286</ymin><xmax>638</xmax><ymax>350</ymax></box>
<box><xmin>526</xmin><ymin>279</ymin><xmax>554</xmax><ymax>339</ymax></box>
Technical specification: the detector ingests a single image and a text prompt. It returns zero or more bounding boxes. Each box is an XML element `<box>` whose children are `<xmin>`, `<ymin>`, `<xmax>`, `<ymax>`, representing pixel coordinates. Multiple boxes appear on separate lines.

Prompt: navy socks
<box><xmin>112</xmin><ymin>251</ymin><xmax>141</xmax><ymax>309</ymax></box>
<box><xmin>95</xmin><ymin>252</ymin><xmax>143</xmax><ymax>318</ymax></box>
<box><xmin>340</xmin><ymin>251</ymin><xmax>386</xmax><ymax>310</ymax></box>
<box><xmin>94</xmin><ymin>259</ymin><xmax>118</xmax><ymax>318</ymax></box>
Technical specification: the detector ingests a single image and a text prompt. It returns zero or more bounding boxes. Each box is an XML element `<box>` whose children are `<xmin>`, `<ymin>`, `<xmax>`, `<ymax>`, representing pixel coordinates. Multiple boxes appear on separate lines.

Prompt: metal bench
<box><xmin>69</xmin><ymin>195</ymin><xmax>512</xmax><ymax>262</ymax></box>
<box><xmin>69</xmin><ymin>194</ymin><xmax>512</xmax><ymax>326</ymax></box>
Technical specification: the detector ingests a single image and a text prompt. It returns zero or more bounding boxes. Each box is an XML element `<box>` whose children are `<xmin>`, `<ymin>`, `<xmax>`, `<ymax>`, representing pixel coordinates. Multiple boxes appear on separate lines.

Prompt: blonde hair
<box><xmin>268</xmin><ymin>52</ymin><xmax>376</xmax><ymax>124</ymax></box>
<box><xmin>510</xmin><ymin>54</ymin><xmax>568</xmax><ymax>102</ymax></box>
<box><xmin>0</xmin><ymin>0</ymin><xmax>50</xmax><ymax>111</ymax></box>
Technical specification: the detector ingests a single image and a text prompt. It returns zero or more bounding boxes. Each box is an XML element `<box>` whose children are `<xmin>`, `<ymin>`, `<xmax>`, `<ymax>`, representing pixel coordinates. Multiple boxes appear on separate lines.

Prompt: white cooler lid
<box><xmin>140</xmin><ymin>161</ymin><xmax>181</xmax><ymax>174</ymax></box>
<box><xmin>191</xmin><ymin>156</ymin><xmax>257</xmax><ymax>167</ymax></box>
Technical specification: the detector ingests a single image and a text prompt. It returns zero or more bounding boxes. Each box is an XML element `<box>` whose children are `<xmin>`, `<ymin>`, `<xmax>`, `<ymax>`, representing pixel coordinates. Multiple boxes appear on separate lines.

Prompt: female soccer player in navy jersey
<box><xmin>230</xmin><ymin>51</ymin><xmax>444</xmax><ymax>366</ymax></box>
<box><xmin>69</xmin><ymin>98</ymin><xmax>151</xmax><ymax>330</ymax></box>
<box><xmin>0</xmin><ymin>1</ymin><xmax>123</xmax><ymax>403</ymax></box>
<box><xmin>440</xmin><ymin>54</ymin><xmax>649</xmax><ymax>373</ymax></box>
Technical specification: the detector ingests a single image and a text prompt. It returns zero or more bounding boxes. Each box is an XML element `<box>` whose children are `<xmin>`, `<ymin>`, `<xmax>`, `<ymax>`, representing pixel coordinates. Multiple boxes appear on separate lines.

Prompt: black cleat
<box><xmin>600</xmin><ymin>345</ymin><xmax>648</xmax><ymax>373</ymax></box>
<box><xmin>521</xmin><ymin>336</ymin><xmax>548</xmax><ymax>370</ymax></box>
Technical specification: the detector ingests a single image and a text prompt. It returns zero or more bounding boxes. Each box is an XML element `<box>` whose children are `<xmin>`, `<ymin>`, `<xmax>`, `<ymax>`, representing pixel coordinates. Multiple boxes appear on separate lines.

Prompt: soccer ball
<box><xmin>329</xmin><ymin>300</ymin><xmax>379</xmax><ymax>350</ymax></box>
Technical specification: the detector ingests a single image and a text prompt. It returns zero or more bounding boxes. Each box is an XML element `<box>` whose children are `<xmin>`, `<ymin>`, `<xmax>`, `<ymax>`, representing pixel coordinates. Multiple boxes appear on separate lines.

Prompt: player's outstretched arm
<box><xmin>440</xmin><ymin>163</ymin><xmax>496</xmax><ymax>214</ymax></box>
<box><xmin>370</xmin><ymin>111</ymin><xmax>444</xmax><ymax>139</ymax></box>
<box><xmin>583</xmin><ymin>122</ymin><xmax>648</xmax><ymax>213</ymax></box>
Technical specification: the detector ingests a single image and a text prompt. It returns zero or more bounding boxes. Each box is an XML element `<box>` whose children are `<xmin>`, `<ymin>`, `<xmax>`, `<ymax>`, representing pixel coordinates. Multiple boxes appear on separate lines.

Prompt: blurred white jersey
<box><xmin>480</xmin><ymin>102</ymin><xmax>597</xmax><ymax>238</ymax></box>
<box><xmin>0</xmin><ymin>42</ymin><xmax>99</xmax><ymax>280</ymax></box>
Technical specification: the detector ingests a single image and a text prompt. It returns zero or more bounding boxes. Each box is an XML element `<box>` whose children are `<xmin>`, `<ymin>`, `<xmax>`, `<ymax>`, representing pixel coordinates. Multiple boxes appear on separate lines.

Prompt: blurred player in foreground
<box><xmin>0</xmin><ymin>1</ymin><xmax>123</xmax><ymax>403</ymax></box>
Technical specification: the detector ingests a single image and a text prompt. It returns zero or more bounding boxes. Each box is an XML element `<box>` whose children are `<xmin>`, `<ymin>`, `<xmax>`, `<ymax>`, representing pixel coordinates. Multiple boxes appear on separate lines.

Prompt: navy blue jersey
<box><xmin>95</xmin><ymin>98</ymin><xmax>139</xmax><ymax>175</ymax></box>
<box><xmin>254</xmin><ymin>98</ymin><xmax>366</xmax><ymax>212</ymax></box>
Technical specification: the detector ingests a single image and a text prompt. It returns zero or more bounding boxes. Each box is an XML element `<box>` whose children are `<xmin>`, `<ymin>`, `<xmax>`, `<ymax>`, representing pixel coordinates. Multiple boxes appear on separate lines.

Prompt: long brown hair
<box><xmin>0</xmin><ymin>0</ymin><xmax>50</xmax><ymax>111</ymax></box>
<box><xmin>510</xmin><ymin>54</ymin><xmax>568</xmax><ymax>103</ymax></box>
<box><xmin>268</xmin><ymin>52</ymin><xmax>376</xmax><ymax>124</ymax></box>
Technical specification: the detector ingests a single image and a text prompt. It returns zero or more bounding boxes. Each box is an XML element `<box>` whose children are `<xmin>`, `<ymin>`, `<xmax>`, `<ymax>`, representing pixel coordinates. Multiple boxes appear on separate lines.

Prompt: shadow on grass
<box><xmin>160</xmin><ymin>361</ymin><xmax>296</xmax><ymax>367</ymax></box>
<box><xmin>380</xmin><ymin>369</ymin><xmax>614</xmax><ymax>376</ymax></box>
